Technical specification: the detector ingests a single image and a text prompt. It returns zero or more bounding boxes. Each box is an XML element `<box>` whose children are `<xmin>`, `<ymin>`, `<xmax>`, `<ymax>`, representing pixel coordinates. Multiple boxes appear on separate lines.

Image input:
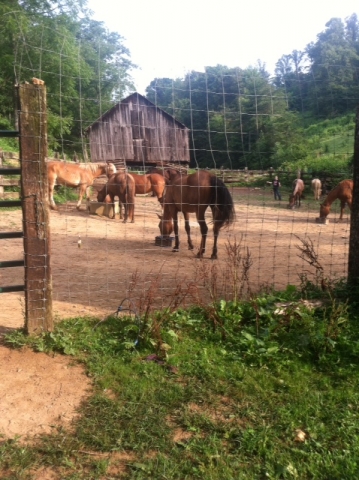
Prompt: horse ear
<box><xmin>156</xmin><ymin>213</ymin><xmax>162</xmax><ymax>220</ymax></box>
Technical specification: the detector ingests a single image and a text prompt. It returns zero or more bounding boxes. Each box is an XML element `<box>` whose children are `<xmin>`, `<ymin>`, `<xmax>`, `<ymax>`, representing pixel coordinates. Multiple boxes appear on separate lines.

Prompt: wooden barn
<box><xmin>85</xmin><ymin>93</ymin><xmax>190</xmax><ymax>169</ymax></box>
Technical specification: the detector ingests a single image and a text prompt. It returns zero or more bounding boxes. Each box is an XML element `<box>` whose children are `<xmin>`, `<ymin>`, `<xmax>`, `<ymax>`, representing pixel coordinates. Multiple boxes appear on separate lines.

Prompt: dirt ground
<box><xmin>0</xmin><ymin>186</ymin><xmax>351</xmax><ymax>440</ymax></box>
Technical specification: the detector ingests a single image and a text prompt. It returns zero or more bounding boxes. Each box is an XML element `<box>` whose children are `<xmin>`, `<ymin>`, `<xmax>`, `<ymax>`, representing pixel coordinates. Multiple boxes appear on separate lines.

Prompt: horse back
<box><xmin>47</xmin><ymin>161</ymin><xmax>94</xmax><ymax>187</ymax></box>
<box><xmin>292</xmin><ymin>178</ymin><xmax>304</xmax><ymax>195</ymax></box>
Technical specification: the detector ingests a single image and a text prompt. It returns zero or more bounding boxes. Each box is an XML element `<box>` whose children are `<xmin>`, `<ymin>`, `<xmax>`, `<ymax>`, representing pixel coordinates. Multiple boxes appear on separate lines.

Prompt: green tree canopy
<box><xmin>0</xmin><ymin>0</ymin><xmax>136</xmax><ymax>153</ymax></box>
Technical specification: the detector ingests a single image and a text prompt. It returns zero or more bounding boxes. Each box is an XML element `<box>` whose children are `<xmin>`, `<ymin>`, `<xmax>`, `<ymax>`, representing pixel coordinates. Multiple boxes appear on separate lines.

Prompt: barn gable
<box><xmin>86</xmin><ymin>93</ymin><xmax>190</xmax><ymax>168</ymax></box>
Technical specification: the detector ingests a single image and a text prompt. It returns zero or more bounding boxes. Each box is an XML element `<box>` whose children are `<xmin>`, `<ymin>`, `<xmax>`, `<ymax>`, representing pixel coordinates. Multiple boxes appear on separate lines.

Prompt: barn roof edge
<box><xmin>84</xmin><ymin>92</ymin><xmax>189</xmax><ymax>133</ymax></box>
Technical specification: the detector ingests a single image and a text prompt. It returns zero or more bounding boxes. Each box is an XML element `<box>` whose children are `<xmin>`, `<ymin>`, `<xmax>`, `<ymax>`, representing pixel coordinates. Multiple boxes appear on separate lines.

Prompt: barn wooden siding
<box><xmin>86</xmin><ymin>93</ymin><xmax>190</xmax><ymax>168</ymax></box>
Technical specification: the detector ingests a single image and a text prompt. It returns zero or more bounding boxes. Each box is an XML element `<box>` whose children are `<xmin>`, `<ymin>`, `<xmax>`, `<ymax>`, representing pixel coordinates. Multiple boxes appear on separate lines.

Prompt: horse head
<box><xmin>97</xmin><ymin>186</ymin><xmax>107</xmax><ymax>202</ymax></box>
<box><xmin>319</xmin><ymin>203</ymin><xmax>330</xmax><ymax>219</ymax></box>
<box><xmin>157</xmin><ymin>213</ymin><xmax>173</xmax><ymax>236</ymax></box>
<box><xmin>106</xmin><ymin>163</ymin><xmax>117</xmax><ymax>177</ymax></box>
<box><xmin>288</xmin><ymin>194</ymin><xmax>296</xmax><ymax>209</ymax></box>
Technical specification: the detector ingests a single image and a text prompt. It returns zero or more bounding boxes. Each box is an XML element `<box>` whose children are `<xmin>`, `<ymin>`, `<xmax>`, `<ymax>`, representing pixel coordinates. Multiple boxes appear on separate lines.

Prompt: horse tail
<box><xmin>210</xmin><ymin>175</ymin><xmax>235</xmax><ymax>229</ymax></box>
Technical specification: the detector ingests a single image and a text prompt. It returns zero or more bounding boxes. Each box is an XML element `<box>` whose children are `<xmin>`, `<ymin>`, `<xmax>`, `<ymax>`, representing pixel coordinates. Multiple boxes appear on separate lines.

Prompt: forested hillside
<box><xmin>145</xmin><ymin>15</ymin><xmax>359</xmax><ymax>173</ymax></box>
<box><xmin>0</xmin><ymin>1</ymin><xmax>358</xmax><ymax>175</ymax></box>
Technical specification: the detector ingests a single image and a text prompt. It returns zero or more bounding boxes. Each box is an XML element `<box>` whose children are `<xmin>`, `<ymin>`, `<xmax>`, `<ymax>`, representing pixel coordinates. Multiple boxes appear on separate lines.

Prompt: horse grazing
<box><xmin>131</xmin><ymin>173</ymin><xmax>166</xmax><ymax>200</ymax></box>
<box><xmin>311</xmin><ymin>178</ymin><xmax>322</xmax><ymax>200</ymax></box>
<box><xmin>97</xmin><ymin>172</ymin><xmax>135</xmax><ymax>223</ymax></box>
<box><xmin>288</xmin><ymin>179</ymin><xmax>305</xmax><ymax>209</ymax></box>
<box><xmin>157</xmin><ymin>170</ymin><xmax>235</xmax><ymax>259</ymax></box>
<box><xmin>47</xmin><ymin>161</ymin><xmax>116</xmax><ymax>210</ymax></box>
<box><xmin>319</xmin><ymin>179</ymin><xmax>353</xmax><ymax>221</ymax></box>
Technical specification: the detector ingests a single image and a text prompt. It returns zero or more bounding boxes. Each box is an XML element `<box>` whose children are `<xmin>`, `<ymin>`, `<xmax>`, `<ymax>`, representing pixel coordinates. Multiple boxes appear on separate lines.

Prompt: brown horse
<box><xmin>319</xmin><ymin>179</ymin><xmax>353</xmax><ymax>221</ymax></box>
<box><xmin>288</xmin><ymin>179</ymin><xmax>305</xmax><ymax>209</ymax></box>
<box><xmin>130</xmin><ymin>173</ymin><xmax>166</xmax><ymax>200</ymax></box>
<box><xmin>97</xmin><ymin>173</ymin><xmax>135</xmax><ymax>223</ymax></box>
<box><xmin>146</xmin><ymin>167</ymin><xmax>181</xmax><ymax>184</ymax></box>
<box><xmin>47</xmin><ymin>161</ymin><xmax>116</xmax><ymax>210</ymax></box>
<box><xmin>157</xmin><ymin>170</ymin><xmax>235</xmax><ymax>259</ymax></box>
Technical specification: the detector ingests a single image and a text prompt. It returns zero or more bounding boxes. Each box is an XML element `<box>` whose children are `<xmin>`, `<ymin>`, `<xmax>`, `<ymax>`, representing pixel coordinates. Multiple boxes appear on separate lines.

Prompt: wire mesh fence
<box><xmin>0</xmin><ymin>9</ymin><xmax>356</xmax><ymax>330</ymax></box>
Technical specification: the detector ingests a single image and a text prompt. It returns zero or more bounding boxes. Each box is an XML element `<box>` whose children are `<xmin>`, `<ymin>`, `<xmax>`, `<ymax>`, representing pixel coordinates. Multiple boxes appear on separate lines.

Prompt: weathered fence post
<box><xmin>348</xmin><ymin>106</ymin><xmax>359</xmax><ymax>288</ymax></box>
<box><xmin>0</xmin><ymin>152</ymin><xmax>3</xmax><ymax>197</ymax></box>
<box><xmin>18</xmin><ymin>83</ymin><xmax>53</xmax><ymax>333</ymax></box>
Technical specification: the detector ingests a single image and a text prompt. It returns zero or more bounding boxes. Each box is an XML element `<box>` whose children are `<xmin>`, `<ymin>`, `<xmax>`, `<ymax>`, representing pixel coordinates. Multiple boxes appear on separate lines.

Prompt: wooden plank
<box><xmin>0</xmin><ymin>179</ymin><xmax>20</xmax><ymax>187</ymax></box>
<box><xmin>0</xmin><ymin>200</ymin><xmax>22</xmax><ymax>207</ymax></box>
<box><xmin>0</xmin><ymin>231</ymin><xmax>23</xmax><ymax>239</ymax></box>
<box><xmin>18</xmin><ymin>83</ymin><xmax>53</xmax><ymax>334</ymax></box>
<box><xmin>0</xmin><ymin>285</ymin><xmax>25</xmax><ymax>293</ymax></box>
<box><xmin>0</xmin><ymin>260</ymin><xmax>25</xmax><ymax>268</ymax></box>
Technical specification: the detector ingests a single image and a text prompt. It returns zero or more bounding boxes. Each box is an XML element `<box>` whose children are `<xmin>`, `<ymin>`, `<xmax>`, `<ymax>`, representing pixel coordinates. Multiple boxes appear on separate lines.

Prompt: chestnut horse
<box><xmin>146</xmin><ymin>167</ymin><xmax>182</xmax><ymax>184</ymax></box>
<box><xmin>130</xmin><ymin>173</ymin><xmax>166</xmax><ymax>200</ymax></box>
<box><xmin>288</xmin><ymin>179</ymin><xmax>305</xmax><ymax>209</ymax></box>
<box><xmin>319</xmin><ymin>179</ymin><xmax>353</xmax><ymax>221</ymax></box>
<box><xmin>47</xmin><ymin>161</ymin><xmax>116</xmax><ymax>210</ymax></box>
<box><xmin>157</xmin><ymin>170</ymin><xmax>235</xmax><ymax>259</ymax></box>
<box><xmin>97</xmin><ymin>172</ymin><xmax>135</xmax><ymax>223</ymax></box>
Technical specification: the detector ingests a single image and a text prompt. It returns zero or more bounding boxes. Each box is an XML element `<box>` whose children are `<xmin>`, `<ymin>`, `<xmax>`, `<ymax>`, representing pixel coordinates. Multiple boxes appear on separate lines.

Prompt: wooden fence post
<box><xmin>18</xmin><ymin>83</ymin><xmax>53</xmax><ymax>334</ymax></box>
<box><xmin>0</xmin><ymin>152</ymin><xmax>3</xmax><ymax>198</ymax></box>
<box><xmin>348</xmin><ymin>105</ymin><xmax>359</xmax><ymax>288</ymax></box>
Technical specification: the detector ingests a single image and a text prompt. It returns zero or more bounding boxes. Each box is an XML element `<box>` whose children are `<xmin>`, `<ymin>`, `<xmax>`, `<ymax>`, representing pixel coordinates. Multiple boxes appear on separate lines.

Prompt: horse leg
<box><xmin>208</xmin><ymin>206</ymin><xmax>220</xmax><ymax>259</ymax></box>
<box><xmin>48</xmin><ymin>179</ymin><xmax>57</xmax><ymax>210</ymax></box>
<box><xmin>85</xmin><ymin>186</ymin><xmax>92</xmax><ymax>211</ymax></box>
<box><xmin>108</xmin><ymin>193</ymin><xmax>116</xmax><ymax>219</ymax></box>
<box><xmin>129</xmin><ymin>198</ymin><xmax>135</xmax><ymax>223</ymax></box>
<box><xmin>184</xmin><ymin>212</ymin><xmax>194</xmax><ymax>250</ymax></box>
<box><xmin>122</xmin><ymin>196</ymin><xmax>128</xmax><ymax>223</ymax></box>
<box><xmin>77</xmin><ymin>184</ymin><xmax>87</xmax><ymax>210</ymax></box>
<box><xmin>196</xmin><ymin>211</ymin><xmax>208</xmax><ymax>258</ymax></box>
<box><xmin>211</xmin><ymin>224</ymin><xmax>220</xmax><ymax>260</ymax></box>
<box><xmin>339</xmin><ymin>201</ymin><xmax>346</xmax><ymax>220</ymax></box>
<box><xmin>172</xmin><ymin>210</ymin><xmax>179</xmax><ymax>252</ymax></box>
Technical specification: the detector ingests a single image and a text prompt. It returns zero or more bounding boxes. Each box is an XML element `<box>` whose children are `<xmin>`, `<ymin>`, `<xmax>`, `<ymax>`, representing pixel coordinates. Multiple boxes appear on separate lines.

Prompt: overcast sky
<box><xmin>87</xmin><ymin>0</ymin><xmax>359</xmax><ymax>94</ymax></box>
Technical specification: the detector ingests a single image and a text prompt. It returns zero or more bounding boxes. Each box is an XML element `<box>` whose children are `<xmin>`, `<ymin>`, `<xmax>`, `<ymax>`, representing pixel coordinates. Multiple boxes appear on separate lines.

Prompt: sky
<box><xmin>87</xmin><ymin>0</ymin><xmax>359</xmax><ymax>94</ymax></box>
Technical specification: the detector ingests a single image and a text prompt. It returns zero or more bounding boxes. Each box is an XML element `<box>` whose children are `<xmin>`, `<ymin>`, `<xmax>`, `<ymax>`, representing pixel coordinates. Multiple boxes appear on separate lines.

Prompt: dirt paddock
<box><xmin>1</xmin><ymin>186</ymin><xmax>350</xmax><ymax>332</ymax></box>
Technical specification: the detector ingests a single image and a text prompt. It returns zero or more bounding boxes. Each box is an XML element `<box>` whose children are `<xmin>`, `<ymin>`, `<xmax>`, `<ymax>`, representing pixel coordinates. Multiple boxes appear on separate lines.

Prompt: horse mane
<box><xmin>76</xmin><ymin>162</ymin><xmax>108</xmax><ymax>173</ymax></box>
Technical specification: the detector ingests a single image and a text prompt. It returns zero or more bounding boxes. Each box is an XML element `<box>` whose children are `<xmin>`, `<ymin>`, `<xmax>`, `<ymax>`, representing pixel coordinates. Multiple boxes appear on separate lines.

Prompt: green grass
<box><xmin>2</xmin><ymin>283</ymin><xmax>359</xmax><ymax>479</ymax></box>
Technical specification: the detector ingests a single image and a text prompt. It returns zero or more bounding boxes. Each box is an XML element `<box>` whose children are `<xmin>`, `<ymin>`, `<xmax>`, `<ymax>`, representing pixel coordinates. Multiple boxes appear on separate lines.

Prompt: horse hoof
<box><xmin>211</xmin><ymin>254</ymin><xmax>218</xmax><ymax>260</ymax></box>
<box><xmin>172</xmin><ymin>248</ymin><xmax>179</xmax><ymax>253</ymax></box>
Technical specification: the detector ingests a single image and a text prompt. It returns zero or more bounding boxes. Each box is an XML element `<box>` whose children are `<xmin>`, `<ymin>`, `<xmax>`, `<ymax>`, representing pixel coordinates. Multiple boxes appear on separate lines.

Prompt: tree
<box><xmin>0</xmin><ymin>0</ymin><xmax>136</xmax><ymax>153</ymax></box>
<box><xmin>306</xmin><ymin>17</ymin><xmax>359</xmax><ymax>116</ymax></box>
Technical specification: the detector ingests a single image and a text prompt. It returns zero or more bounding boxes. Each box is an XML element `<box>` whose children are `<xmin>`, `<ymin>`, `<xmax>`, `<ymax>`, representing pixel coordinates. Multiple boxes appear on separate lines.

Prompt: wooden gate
<box><xmin>0</xmin><ymin>83</ymin><xmax>53</xmax><ymax>334</ymax></box>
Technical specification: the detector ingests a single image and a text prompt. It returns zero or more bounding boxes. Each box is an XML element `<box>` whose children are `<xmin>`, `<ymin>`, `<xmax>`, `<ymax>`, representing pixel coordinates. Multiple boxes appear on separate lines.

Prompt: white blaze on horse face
<box><xmin>106</xmin><ymin>163</ymin><xmax>117</xmax><ymax>177</ymax></box>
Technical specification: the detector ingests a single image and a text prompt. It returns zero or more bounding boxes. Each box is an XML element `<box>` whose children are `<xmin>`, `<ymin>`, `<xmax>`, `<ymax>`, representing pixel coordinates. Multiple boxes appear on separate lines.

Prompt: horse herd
<box><xmin>288</xmin><ymin>177</ymin><xmax>353</xmax><ymax>221</ymax></box>
<box><xmin>46</xmin><ymin>160</ymin><xmax>353</xmax><ymax>259</ymax></box>
<box><xmin>46</xmin><ymin>161</ymin><xmax>235</xmax><ymax>259</ymax></box>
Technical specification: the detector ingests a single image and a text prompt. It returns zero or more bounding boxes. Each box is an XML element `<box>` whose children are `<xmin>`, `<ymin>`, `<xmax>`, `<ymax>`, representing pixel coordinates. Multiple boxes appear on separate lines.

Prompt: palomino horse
<box><xmin>311</xmin><ymin>178</ymin><xmax>322</xmax><ymax>200</ymax></box>
<box><xmin>319</xmin><ymin>179</ymin><xmax>352</xmax><ymax>221</ymax></box>
<box><xmin>157</xmin><ymin>170</ymin><xmax>235</xmax><ymax>259</ymax></box>
<box><xmin>131</xmin><ymin>173</ymin><xmax>166</xmax><ymax>200</ymax></box>
<box><xmin>288</xmin><ymin>179</ymin><xmax>305</xmax><ymax>209</ymax></box>
<box><xmin>97</xmin><ymin>172</ymin><xmax>135</xmax><ymax>223</ymax></box>
<box><xmin>47</xmin><ymin>161</ymin><xmax>116</xmax><ymax>210</ymax></box>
